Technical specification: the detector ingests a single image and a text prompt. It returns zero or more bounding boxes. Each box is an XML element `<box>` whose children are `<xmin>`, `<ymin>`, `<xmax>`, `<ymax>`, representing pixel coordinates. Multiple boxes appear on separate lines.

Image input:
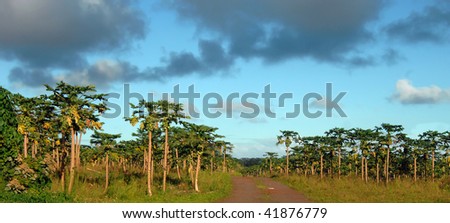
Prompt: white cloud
<box><xmin>391</xmin><ymin>79</ymin><xmax>450</xmax><ymax>104</ymax></box>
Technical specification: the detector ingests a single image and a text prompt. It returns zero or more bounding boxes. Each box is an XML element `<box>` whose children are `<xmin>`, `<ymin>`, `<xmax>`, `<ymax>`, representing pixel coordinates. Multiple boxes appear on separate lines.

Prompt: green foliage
<box><xmin>0</xmin><ymin>87</ymin><xmax>23</xmax><ymax>182</ymax></box>
<box><xmin>50</xmin><ymin>168</ymin><xmax>231</xmax><ymax>202</ymax></box>
<box><xmin>278</xmin><ymin>175</ymin><xmax>450</xmax><ymax>202</ymax></box>
<box><xmin>5</xmin><ymin>156</ymin><xmax>53</xmax><ymax>193</ymax></box>
<box><xmin>439</xmin><ymin>176</ymin><xmax>450</xmax><ymax>192</ymax></box>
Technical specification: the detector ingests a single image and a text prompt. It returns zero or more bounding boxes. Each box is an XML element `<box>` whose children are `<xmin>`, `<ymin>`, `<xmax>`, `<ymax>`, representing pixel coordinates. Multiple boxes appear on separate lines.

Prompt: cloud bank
<box><xmin>391</xmin><ymin>79</ymin><xmax>450</xmax><ymax>104</ymax></box>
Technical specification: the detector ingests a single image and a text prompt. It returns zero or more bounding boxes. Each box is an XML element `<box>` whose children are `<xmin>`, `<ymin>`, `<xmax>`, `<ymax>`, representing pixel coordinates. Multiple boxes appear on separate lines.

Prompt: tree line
<box><xmin>0</xmin><ymin>82</ymin><xmax>235</xmax><ymax>195</ymax></box>
<box><xmin>261</xmin><ymin>126</ymin><xmax>449</xmax><ymax>183</ymax></box>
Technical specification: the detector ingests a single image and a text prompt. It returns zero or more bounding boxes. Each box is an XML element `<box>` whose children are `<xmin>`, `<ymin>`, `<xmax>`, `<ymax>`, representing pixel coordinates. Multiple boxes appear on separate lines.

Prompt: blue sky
<box><xmin>1</xmin><ymin>0</ymin><xmax>450</xmax><ymax>158</ymax></box>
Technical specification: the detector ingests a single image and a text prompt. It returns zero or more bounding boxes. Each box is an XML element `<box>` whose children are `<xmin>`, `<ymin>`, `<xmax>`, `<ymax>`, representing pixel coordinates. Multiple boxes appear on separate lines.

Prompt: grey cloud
<box><xmin>8</xmin><ymin>60</ymin><xmax>158</xmax><ymax>89</ymax></box>
<box><xmin>382</xmin><ymin>48</ymin><xmax>404</xmax><ymax>66</ymax></box>
<box><xmin>0</xmin><ymin>0</ymin><xmax>147</xmax><ymax>69</ymax></box>
<box><xmin>384</xmin><ymin>6</ymin><xmax>450</xmax><ymax>44</ymax></box>
<box><xmin>8</xmin><ymin>67</ymin><xmax>56</xmax><ymax>87</ymax></box>
<box><xmin>168</xmin><ymin>0</ymin><xmax>384</xmax><ymax>66</ymax></box>
<box><xmin>151</xmin><ymin>39</ymin><xmax>234</xmax><ymax>77</ymax></box>
<box><xmin>9</xmin><ymin>39</ymin><xmax>233</xmax><ymax>88</ymax></box>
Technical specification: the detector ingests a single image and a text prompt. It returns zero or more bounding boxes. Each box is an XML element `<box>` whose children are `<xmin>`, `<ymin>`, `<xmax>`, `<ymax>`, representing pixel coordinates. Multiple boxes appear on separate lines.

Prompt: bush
<box><xmin>439</xmin><ymin>177</ymin><xmax>450</xmax><ymax>191</ymax></box>
<box><xmin>4</xmin><ymin>155</ymin><xmax>53</xmax><ymax>194</ymax></box>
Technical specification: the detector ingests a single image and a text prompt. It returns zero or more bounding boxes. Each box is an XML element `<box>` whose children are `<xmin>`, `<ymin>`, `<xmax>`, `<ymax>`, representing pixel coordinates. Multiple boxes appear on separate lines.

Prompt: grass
<box><xmin>277</xmin><ymin>175</ymin><xmax>450</xmax><ymax>202</ymax></box>
<box><xmin>1</xmin><ymin>167</ymin><xmax>232</xmax><ymax>203</ymax></box>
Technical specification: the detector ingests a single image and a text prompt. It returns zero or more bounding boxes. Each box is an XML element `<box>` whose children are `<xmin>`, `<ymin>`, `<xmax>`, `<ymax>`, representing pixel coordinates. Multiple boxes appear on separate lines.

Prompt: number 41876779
<box><xmin>263</xmin><ymin>207</ymin><xmax>327</xmax><ymax>219</ymax></box>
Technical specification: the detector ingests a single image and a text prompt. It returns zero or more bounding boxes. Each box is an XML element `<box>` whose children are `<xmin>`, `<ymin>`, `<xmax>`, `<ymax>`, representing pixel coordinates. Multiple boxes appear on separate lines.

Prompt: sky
<box><xmin>1</xmin><ymin>0</ymin><xmax>450</xmax><ymax>158</ymax></box>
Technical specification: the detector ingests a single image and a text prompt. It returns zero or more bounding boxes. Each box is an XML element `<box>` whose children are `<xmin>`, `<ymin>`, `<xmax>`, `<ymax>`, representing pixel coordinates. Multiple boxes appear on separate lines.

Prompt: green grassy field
<box><xmin>0</xmin><ymin>169</ymin><xmax>232</xmax><ymax>203</ymax></box>
<box><xmin>278</xmin><ymin>176</ymin><xmax>450</xmax><ymax>202</ymax></box>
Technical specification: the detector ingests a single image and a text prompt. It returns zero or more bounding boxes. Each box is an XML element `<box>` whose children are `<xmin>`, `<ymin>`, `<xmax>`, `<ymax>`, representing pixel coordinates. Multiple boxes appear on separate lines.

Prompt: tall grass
<box><xmin>49</xmin><ymin>166</ymin><xmax>232</xmax><ymax>203</ymax></box>
<box><xmin>278</xmin><ymin>175</ymin><xmax>450</xmax><ymax>202</ymax></box>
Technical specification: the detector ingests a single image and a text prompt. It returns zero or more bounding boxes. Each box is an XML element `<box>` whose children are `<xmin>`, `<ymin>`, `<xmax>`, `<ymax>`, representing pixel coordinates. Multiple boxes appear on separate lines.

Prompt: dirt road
<box><xmin>220</xmin><ymin>176</ymin><xmax>309</xmax><ymax>203</ymax></box>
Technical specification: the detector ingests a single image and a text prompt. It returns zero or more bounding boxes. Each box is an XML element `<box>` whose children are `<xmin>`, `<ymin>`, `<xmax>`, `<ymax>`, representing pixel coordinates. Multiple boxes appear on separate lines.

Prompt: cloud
<box><xmin>8</xmin><ymin>38</ymin><xmax>236</xmax><ymax>88</ymax></box>
<box><xmin>384</xmin><ymin>5</ymin><xmax>450</xmax><ymax>44</ymax></box>
<box><xmin>8</xmin><ymin>67</ymin><xmax>56</xmax><ymax>87</ymax></box>
<box><xmin>0</xmin><ymin>0</ymin><xmax>147</xmax><ymax>69</ymax></box>
<box><xmin>168</xmin><ymin>0</ymin><xmax>384</xmax><ymax>66</ymax></box>
<box><xmin>382</xmin><ymin>48</ymin><xmax>404</xmax><ymax>66</ymax></box>
<box><xmin>152</xmin><ymin>39</ymin><xmax>234</xmax><ymax>77</ymax></box>
<box><xmin>8</xmin><ymin>60</ymin><xmax>148</xmax><ymax>89</ymax></box>
<box><xmin>391</xmin><ymin>79</ymin><xmax>450</xmax><ymax>104</ymax></box>
<box><xmin>309</xmin><ymin>97</ymin><xmax>342</xmax><ymax>109</ymax></box>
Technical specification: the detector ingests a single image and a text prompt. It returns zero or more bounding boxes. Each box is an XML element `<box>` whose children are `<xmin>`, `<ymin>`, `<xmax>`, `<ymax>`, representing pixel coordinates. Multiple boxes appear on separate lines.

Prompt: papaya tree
<box><xmin>90</xmin><ymin>130</ymin><xmax>121</xmax><ymax>193</ymax></box>
<box><xmin>45</xmin><ymin>81</ymin><xmax>107</xmax><ymax>194</ymax></box>
<box><xmin>419</xmin><ymin>130</ymin><xmax>441</xmax><ymax>181</ymax></box>
<box><xmin>276</xmin><ymin>130</ymin><xmax>300</xmax><ymax>176</ymax></box>
<box><xmin>125</xmin><ymin>100</ymin><xmax>159</xmax><ymax>196</ymax></box>
<box><xmin>158</xmin><ymin>100</ymin><xmax>186</xmax><ymax>192</ymax></box>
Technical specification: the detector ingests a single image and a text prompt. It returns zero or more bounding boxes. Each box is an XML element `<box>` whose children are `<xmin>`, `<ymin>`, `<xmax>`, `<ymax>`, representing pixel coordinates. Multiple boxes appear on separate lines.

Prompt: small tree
<box><xmin>90</xmin><ymin>130</ymin><xmax>121</xmax><ymax>193</ymax></box>
<box><xmin>277</xmin><ymin>130</ymin><xmax>300</xmax><ymax>176</ymax></box>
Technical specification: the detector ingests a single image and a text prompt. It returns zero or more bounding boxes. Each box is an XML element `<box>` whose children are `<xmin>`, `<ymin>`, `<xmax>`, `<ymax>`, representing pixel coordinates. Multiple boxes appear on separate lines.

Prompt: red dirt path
<box><xmin>220</xmin><ymin>176</ymin><xmax>309</xmax><ymax>203</ymax></box>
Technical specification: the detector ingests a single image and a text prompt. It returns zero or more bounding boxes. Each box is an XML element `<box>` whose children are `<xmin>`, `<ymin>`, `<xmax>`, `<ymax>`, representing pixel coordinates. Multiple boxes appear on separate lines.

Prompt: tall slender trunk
<box><xmin>269</xmin><ymin>159</ymin><xmax>273</xmax><ymax>175</ymax></box>
<box><xmin>163</xmin><ymin>127</ymin><xmax>169</xmax><ymax>192</ymax></box>
<box><xmin>286</xmin><ymin>147</ymin><xmax>289</xmax><ymax>177</ymax></box>
<box><xmin>365</xmin><ymin>157</ymin><xmax>368</xmax><ymax>183</ymax></box>
<box><xmin>320</xmin><ymin>154</ymin><xmax>324</xmax><ymax>179</ymax></box>
<box><xmin>104</xmin><ymin>153</ymin><xmax>109</xmax><ymax>193</ymax></box>
<box><xmin>59</xmin><ymin>131</ymin><xmax>66</xmax><ymax>192</ymax></box>
<box><xmin>76</xmin><ymin>133</ymin><xmax>82</xmax><ymax>168</ymax></box>
<box><xmin>143</xmin><ymin>149</ymin><xmax>147</xmax><ymax>172</ymax></box>
<box><xmin>74</xmin><ymin>133</ymin><xmax>78</xmax><ymax>168</ymax></box>
<box><xmin>376</xmin><ymin>161</ymin><xmax>380</xmax><ymax>184</ymax></box>
<box><xmin>361</xmin><ymin>156</ymin><xmax>364</xmax><ymax>181</ymax></box>
<box><xmin>210</xmin><ymin>150</ymin><xmax>214</xmax><ymax>174</ymax></box>
<box><xmin>68</xmin><ymin>127</ymin><xmax>76</xmax><ymax>194</ymax></box>
<box><xmin>338</xmin><ymin>147</ymin><xmax>341</xmax><ymax>179</ymax></box>
<box><xmin>60</xmin><ymin>169</ymin><xmax>65</xmax><ymax>192</ymax></box>
<box><xmin>151</xmin><ymin>160</ymin><xmax>154</xmax><ymax>183</ymax></box>
<box><xmin>432</xmin><ymin>150</ymin><xmax>435</xmax><ymax>182</ymax></box>
<box><xmin>414</xmin><ymin>157</ymin><xmax>417</xmax><ymax>182</ymax></box>
<box><xmin>31</xmin><ymin>142</ymin><xmax>36</xmax><ymax>158</ymax></box>
<box><xmin>223</xmin><ymin>150</ymin><xmax>227</xmax><ymax>173</ymax></box>
<box><xmin>386</xmin><ymin>147</ymin><xmax>390</xmax><ymax>184</ymax></box>
<box><xmin>195</xmin><ymin>153</ymin><xmax>201</xmax><ymax>192</ymax></box>
<box><xmin>23</xmin><ymin>133</ymin><xmax>28</xmax><ymax>158</ymax></box>
<box><xmin>176</xmin><ymin>148</ymin><xmax>181</xmax><ymax>180</ymax></box>
<box><xmin>189</xmin><ymin>156</ymin><xmax>195</xmax><ymax>188</ymax></box>
<box><xmin>147</xmin><ymin>131</ymin><xmax>152</xmax><ymax>196</ymax></box>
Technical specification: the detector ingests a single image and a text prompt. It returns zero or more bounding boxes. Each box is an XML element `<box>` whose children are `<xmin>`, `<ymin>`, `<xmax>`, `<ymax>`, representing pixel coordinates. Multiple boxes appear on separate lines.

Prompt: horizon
<box><xmin>1</xmin><ymin>0</ymin><xmax>450</xmax><ymax>158</ymax></box>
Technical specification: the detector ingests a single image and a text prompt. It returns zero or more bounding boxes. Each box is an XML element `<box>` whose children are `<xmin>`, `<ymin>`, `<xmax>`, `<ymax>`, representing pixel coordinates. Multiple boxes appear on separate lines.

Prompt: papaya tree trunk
<box><xmin>210</xmin><ymin>150</ymin><xmax>214</xmax><ymax>175</ymax></box>
<box><xmin>195</xmin><ymin>152</ymin><xmax>201</xmax><ymax>192</ymax></box>
<box><xmin>432</xmin><ymin>149</ymin><xmax>435</xmax><ymax>182</ymax></box>
<box><xmin>104</xmin><ymin>153</ymin><xmax>109</xmax><ymax>193</ymax></box>
<box><xmin>223</xmin><ymin>150</ymin><xmax>227</xmax><ymax>173</ymax></box>
<box><xmin>176</xmin><ymin>148</ymin><xmax>181</xmax><ymax>180</ymax></box>
<box><xmin>68</xmin><ymin>127</ymin><xmax>76</xmax><ymax>194</ymax></box>
<box><xmin>386</xmin><ymin>147</ymin><xmax>390</xmax><ymax>184</ymax></box>
<box><xmin>365</xmin><ymin>157</ymin><xmax>368</xmax><ymax>183</ymax></box>
<box><xmin>376</xmin><ymin>161</ymin><xmax>380</xmax><ymax>184</ymax></box>
<box><xmin>361</xmin><ymin>156</ymin><xmax>364</xmax><ymax>181</ymax></box>
<box><xmin>338</xmin><ymin>147</ymin><xmax>341</xmax><ymax>179</ymax></box>
<box><xmin>286</xmin><ymin>147</ymin><xmax>289</xmax><ymax>176</ymax></box>
<box><xmin>320</xmin><ymin>154</ymin><xmax>324</xmax><ymax>179</ymax></box>
<box><xmin>414</xmin><ymin>157</ymin><xmax>417</xmax><ymax>182</ymax></box>
<box><xmin>23</xmin><ymin>133</ymin><xmax>28</xmax><ymax>158</ymax></box>
<box><xmin>163</xmin><ymin>127</ymin><xmax>169</xmax><ymax>192</ymax></box>
<box><xmin>76</xmin><ymin>133</ymin><xmax>82</xmax><ymax>168</ymax></box>
<box><xmin>147</xmin><ymin>131</ymin><xmax>152</xmax><ymax>196</ymax></box>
